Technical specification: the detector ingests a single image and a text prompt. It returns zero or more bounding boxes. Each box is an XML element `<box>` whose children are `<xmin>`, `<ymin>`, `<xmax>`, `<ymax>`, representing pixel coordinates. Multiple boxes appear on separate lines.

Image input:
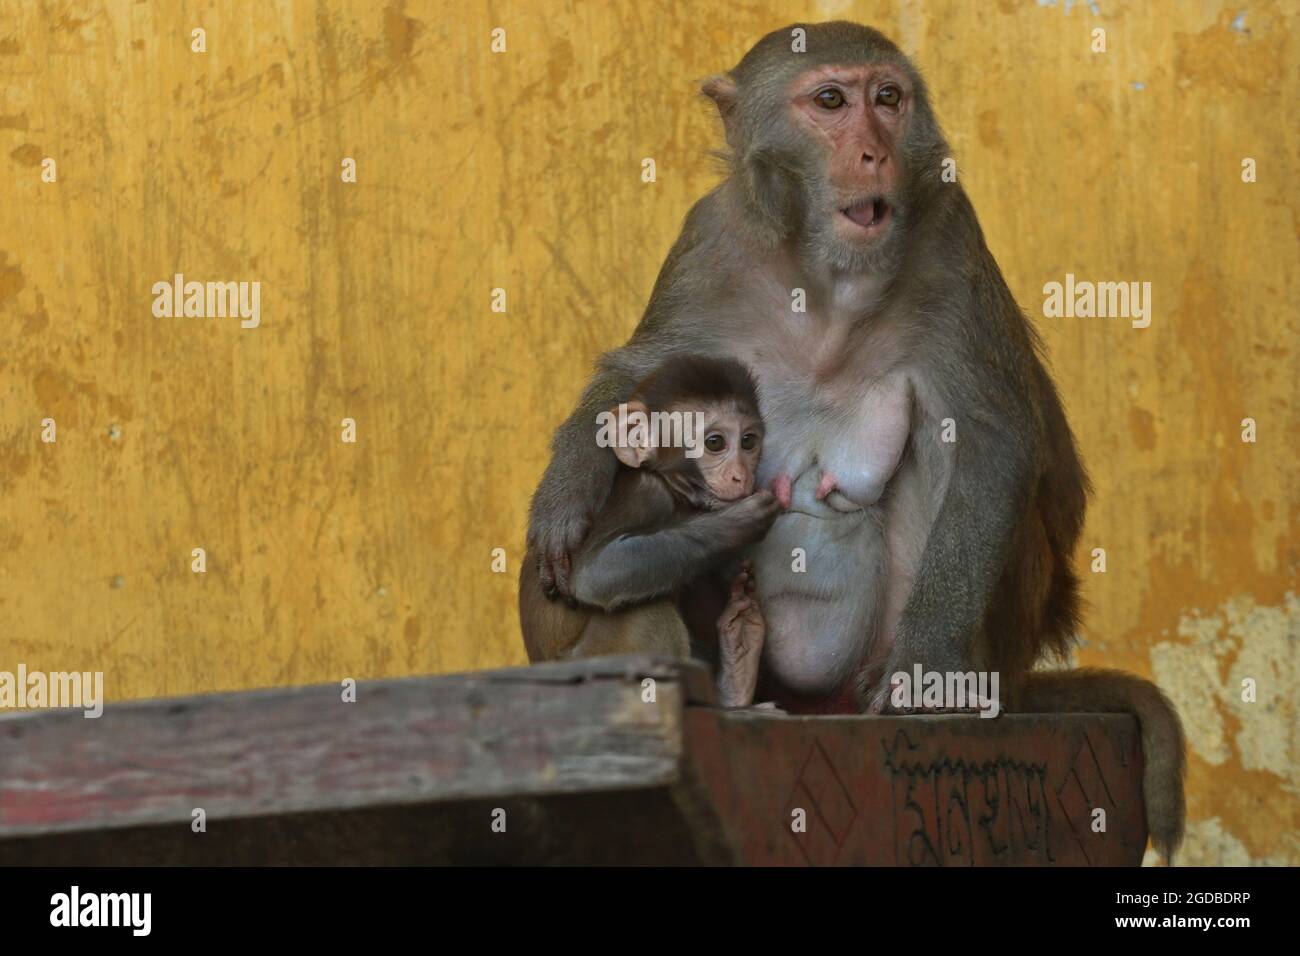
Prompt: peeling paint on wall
<box><xmin>1148</xmin><ymin>595</ymin><xmax>1299</xmax><ymax>863</ymax></box>
<box><xmin>1155</xmin><ymin>595</ymin><xmax>1298</xmax><ymax>781</ymax></box>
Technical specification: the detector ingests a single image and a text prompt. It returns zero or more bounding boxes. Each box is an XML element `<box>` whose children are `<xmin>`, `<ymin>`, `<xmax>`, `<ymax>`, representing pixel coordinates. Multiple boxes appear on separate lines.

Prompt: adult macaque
<box><xmin>520</xmin><ymin>356</ymin><xmax>778</xmax><ymax>707</ymax></box>
<box><xmin>526</xmin><ymin>22</ymin><xmax>1184</xmax><ymax>859</ymax></box>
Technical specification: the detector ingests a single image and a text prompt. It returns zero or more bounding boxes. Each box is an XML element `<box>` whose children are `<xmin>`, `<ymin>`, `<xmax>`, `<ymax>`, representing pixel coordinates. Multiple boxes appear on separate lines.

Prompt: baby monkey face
<box><xmin>608</xmin><ymin>355</ymin><xmax>766</xmax><ymax>508</ymax></box>
<box><xmin>692</xmin><ymin>402</ymin><xmax>764</xmax><ymax>502</ymax></box>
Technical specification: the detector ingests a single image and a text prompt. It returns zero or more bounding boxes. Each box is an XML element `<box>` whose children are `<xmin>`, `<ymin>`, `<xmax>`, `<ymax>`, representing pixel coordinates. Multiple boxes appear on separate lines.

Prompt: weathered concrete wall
<box><xmin>0</xmin><ymin>1</ymin><xmax>1294</xmax><ymax>863</ymax></box>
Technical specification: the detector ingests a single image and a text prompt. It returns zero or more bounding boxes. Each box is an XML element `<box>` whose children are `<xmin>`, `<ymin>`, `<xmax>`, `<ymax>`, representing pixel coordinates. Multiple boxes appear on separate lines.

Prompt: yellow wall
<box><xmin>0</xmin><ymin>1</ymin><xmax>1294</xmax><ymax>863</ymax></box>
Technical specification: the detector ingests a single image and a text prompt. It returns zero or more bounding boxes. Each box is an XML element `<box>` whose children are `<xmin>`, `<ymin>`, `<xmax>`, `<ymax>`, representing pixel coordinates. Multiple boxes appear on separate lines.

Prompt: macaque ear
<box><xmin>612</xmin><ymin>399</ymin><xmax>653</xmax><ymax>469</ymax></box>
<box><xmin>701</xmin><ymin>74</ymin><xmax>739</xmax><ymax>135</ymax></box>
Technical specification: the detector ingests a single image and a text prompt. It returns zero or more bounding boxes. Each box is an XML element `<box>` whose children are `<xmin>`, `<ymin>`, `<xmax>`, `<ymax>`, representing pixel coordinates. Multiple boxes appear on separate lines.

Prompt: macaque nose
<box><xmin>724</xmin><ymin>466</ymin><xmax>753</xmax><ymax>497</ymax></box>
<box><xmin>861</xmin><ymin>148</ymin><xmax>888</xmax><ymax>169</ymax></box>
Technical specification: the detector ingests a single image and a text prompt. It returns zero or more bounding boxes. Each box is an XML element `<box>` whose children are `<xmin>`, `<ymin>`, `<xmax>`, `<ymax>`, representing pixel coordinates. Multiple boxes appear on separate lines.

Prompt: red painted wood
<box><xmin>0</xmin><ymin>656</ymin><xmax>1147</xmax><ymax>865</ymax></box>
<box><xmin>682</xmin><ymin>708</ymin><xmax>1147</xmax><ymax>865</ymax></box>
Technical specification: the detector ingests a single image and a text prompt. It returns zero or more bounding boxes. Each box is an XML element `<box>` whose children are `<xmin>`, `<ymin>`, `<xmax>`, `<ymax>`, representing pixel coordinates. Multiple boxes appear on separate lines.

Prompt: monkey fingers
<box><xmin>541</xmin><ymin>515</ymin><xmax>591</xmax><ymax>603</ymax></box>
<box><xmin>717</xmin><ymin>596</ymin><xmax>753</xmax><ymax>632</ymax></box>
<box><xmin>540</xmin><ymin>549</ymin><xmax>574</xmax><ymax>604</ymax></box>
<box><xmin>538</xmin><ymin>553</ymin><xmax>558</xmax><ymax>600</ymax></box>
<box><xmin>728</xmin><ymin>571</ymin><xmax>753</xmax><ymax>602</ymax></box>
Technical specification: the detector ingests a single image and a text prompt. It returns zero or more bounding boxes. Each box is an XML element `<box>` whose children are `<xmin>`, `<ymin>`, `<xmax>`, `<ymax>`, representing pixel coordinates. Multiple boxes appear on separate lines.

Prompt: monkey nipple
<box><xmin>814</xmin><ymin>472</ymin><xmax>838</xmax><ymax>501</ymax></box>
<box><xmin>771</xmin><ymin>474</ymin><xmax>793</xmax><ymax>509</ymax></box>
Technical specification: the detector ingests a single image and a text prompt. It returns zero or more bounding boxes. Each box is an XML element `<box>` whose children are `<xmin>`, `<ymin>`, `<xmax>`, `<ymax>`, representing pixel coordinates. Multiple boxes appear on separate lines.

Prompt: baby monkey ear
<box><xmin>611</xmin><ymin>399</ymin><xmax>655</xmax><ymax>469</ymax></box>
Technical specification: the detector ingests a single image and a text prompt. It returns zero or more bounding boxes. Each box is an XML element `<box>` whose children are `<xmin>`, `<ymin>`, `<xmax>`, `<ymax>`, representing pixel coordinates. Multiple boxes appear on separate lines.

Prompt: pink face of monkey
<box><xmin>786</xmin><ymin>63</ymin><xmax>911</xmax><ymax>245</ymax></box>
<box><xmin>612</xmin><ymin>399</ymin><xmax>765</xmax><ymax>504</ymax></box>
<box><xmin>692</xmin><ymin>402</ymin><xmax>765</xmax><ymax>501</ymax></box>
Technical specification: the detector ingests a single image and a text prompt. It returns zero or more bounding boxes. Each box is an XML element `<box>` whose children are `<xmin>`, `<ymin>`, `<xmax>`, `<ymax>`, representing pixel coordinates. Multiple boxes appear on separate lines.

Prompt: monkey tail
<box><xmin>1019</xmin><ymin>668</ymin><xmax>1186</xmax><ymax>864</ymax></box>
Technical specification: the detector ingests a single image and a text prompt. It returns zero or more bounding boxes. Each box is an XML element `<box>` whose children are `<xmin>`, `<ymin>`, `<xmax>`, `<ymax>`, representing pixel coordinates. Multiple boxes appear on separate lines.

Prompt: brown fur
<box><xmin>522</xmin><ymin>357</ymin><xmax>777</xmax><ymax>664</ymax></box>
<box><xmin>1020</xmin><ymin>669</ymin><xmax>1187</xmax><ymax>861</ymax></box>
<box><xmin>525</xmin><ymin>21</ymin><xmax>1185</xmax><ymax>861</ymax></box>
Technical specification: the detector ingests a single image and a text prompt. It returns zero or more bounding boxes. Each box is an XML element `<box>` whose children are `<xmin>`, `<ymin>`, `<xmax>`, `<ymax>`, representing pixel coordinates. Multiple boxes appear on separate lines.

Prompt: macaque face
<box><xmin>787</xmin><ymin>63</ymin><xmax>911</xmax><ymax>249</ymax></box>
<box><xmin>693</xmin><ymin>404</ymin><xmax>764</xmax><ymax>502</ymax></box>
<box><xmin>610</xmin><ymin>395</ymin><xmax>764</xmax><ymax>504</ymax></box>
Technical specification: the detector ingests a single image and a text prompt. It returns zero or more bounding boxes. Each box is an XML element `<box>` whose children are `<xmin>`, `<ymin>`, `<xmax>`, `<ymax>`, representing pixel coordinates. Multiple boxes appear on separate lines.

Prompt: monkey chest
<box><xmin>758</xmin><ymin>371</ymin><xmax>912</xmax><ymax>511</ymax></box>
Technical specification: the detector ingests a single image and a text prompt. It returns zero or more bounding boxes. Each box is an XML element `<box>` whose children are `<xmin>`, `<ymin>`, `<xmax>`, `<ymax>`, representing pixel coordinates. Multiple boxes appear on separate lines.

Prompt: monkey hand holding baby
<box><xmin>520</xmin><ymin>356</ymin><xmax>779</xmax><ymax>707</ymax></box>
<box><xmin>525</xmin><ymin>22</ymin><xmax>1185</xmax><ymax>860</ymax></box>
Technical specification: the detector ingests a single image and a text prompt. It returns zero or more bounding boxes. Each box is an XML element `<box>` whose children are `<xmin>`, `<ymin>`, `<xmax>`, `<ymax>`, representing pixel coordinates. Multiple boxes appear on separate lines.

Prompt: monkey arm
<box><xmin>527</xmin><ymin>346</ymin><xmax>683</xmax><ymax>598</ymax></box>
<box><xmin>526</xmin><ymin>364</ymin><xmax>637</xmax><ymax>598</ymax></box>
<box><xmin>892</xmin><ymin>414</ymin><xmax>1038</xmax><ymax>671</ymax></box>
<box><xmin>569</xmin><ymin>520</ymin><xmax>734</xmax><ymax>612</ymax></box>
<box><xmin>525</xmin><ymin>192</ymin><xmax>730</xmax><ymax>599</ymax></box>
<box><xmin>524</xmin><ymin>195</ymin><xmax>726</xmax><ymax>599</ymax></box>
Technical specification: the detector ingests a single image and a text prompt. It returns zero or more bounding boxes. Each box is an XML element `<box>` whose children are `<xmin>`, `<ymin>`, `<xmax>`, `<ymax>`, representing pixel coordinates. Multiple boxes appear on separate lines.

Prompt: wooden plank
<box><xmin>0</xmin><ymin>657</ymin><xmax>689</xmax><ymax>839</ymax></box>
<box><xmin>0</xmin><ymin>656</ymin><xmax>1148</xmax><ymax>865</ymax></box>
<box><xmin>682</xmin><ymin>708</ymin><xmax>1147</xmax><ymax>866</ymax></box>
<box><xmin>0</xmin><ymin>791</ymin><xmax>732</xmax><ymax>866</ymax></box>
<box><xmin>488</xmin><ymin>654</ymin><xmax>718</xmax><ymax>705</ymax></box>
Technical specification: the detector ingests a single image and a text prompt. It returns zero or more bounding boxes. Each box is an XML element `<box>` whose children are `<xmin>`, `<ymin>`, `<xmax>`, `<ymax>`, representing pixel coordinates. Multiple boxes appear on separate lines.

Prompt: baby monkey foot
<box><xmin>716</xmin><ymin>562</ymin><xmax>766</xmax><ymax>709</ymax></box>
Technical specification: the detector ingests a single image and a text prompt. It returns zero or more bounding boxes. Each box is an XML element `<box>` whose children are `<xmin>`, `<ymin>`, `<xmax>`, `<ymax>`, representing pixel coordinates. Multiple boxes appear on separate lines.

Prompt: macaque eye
<box><xmin>704</xmin><ymin>434</ymin><xmax>726</xmax><ymax>453</ymax></box>
<box><xmin>876</xmin><ymin>85</ymin><xmax>901</xmax><ymax>107</ymax></box>
<box><xmin>814</xmin><ymin>88</ymin><xmax>845</xmax><ymax>110</ymax></box>
<box><xmin>740</xmin><ymin>432</ymin><xmax>759</xmax><ymax>451</ymax></box>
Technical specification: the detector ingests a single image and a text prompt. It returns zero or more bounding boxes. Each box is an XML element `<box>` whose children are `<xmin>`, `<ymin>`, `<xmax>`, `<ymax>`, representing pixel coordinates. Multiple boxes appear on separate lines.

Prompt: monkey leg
<box><xmin>519</xmin><ymin>547</ymin><xmax>588</xmax><ymax>662</ymax></box>
<box><xmin>716</xmin><ymin>566</ymin><xmax>766</xmax><ymax>708</ymax></box>
<box><xmin>566</xmin><ymin>601</ymin><xmax>691</xmax><ymax>660</ymax></box>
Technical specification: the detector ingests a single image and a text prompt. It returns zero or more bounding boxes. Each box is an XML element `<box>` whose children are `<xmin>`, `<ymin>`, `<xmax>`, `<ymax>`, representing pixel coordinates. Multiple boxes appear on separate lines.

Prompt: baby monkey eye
<box><xmin>704</xmin><ymin>434</ymin><xmax>726</xmax><ymax>452</ymax></box>
<box><xmin>740</xmin><ymin>432</ymin><xmax>759</xmax><ymax>451</ymax></box>
<box><xmin>814</xmin><ymin>88</ymin><xmax>845</xmax><ymax>110</ymax></box>
<box><xmin>876</xmin><ymin>84</ymin><xmax>901</xmax><ymax>107</ymax></box>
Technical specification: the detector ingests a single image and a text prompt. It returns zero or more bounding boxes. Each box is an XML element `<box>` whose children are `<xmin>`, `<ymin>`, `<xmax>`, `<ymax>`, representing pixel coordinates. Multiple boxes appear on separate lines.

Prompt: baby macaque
<box><xmin>519</xmin><ymin>355</ymin><xmax>779</xmax><ymax>706</ymax></box>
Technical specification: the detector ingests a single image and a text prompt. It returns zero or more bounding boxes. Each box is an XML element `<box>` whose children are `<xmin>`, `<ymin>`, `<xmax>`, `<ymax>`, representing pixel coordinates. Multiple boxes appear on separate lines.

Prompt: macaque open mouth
<box><xmin>842</xmin><ymin>196</ymin><xmax>891</xmax><ymax>232</ymax></box>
